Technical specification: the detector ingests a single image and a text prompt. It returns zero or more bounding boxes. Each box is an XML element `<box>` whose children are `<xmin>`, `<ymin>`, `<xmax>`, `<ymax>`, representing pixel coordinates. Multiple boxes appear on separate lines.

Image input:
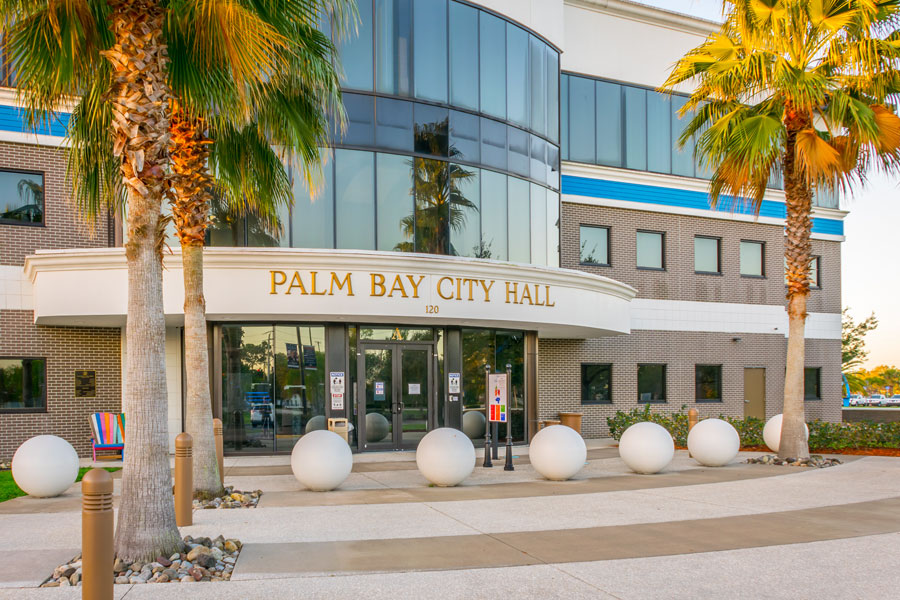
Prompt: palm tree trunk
<box><xmin>104</xmin><ymin>0</ymin><xmax>182</xmax><ymax>562</ymax></box>
<box><xmin>780</xmin><ymin>117</ymin><xmax>813</xmax><ymax>460</ymax></box>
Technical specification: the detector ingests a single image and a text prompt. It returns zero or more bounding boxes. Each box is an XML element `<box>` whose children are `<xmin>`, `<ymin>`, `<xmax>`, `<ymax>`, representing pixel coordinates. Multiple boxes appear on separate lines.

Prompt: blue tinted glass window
<box><xmin>529</xmin><ymin>36</ymin><xmax>546</xmax><ymax>135</ymax></box>
<box><xmin>647</xmin><ymin>93</ymin><xmax>672</xmax><ymax>174</ymax></box>
<box><xmin>480</xmin><ymin>117</ymin><xmax>507</xmax><ymax>171</ymax></box>
<box><xmin>375</xmin><ymin>0</ymin><xmax>412</xmax><ymax>96</ymax></box>
<box><xmin>375</xmin><ymin>97</ymin><xmax>413</xmax><ymax>151</ymax></box>
<box><xmin>547</xmin><ymin>191</ymin><xmax>559</xmax><ymax>267</ymax></box>
<box><xmin>342</xmin><ymin>93</ymin><xmax>375</xmax><ymax>146</ymax></box>
<box><xmin>529</xmin><ymin>183</ymin><xmax>547</xmax><ymax>266</ymax></box>
<box><xmin>506</xmin><ymin>24</ymin><xmax>529</xmax><ymax>127</ymax></box>
<box><xmin>568</xmin><ymin>76</ymin><xmax>595</xmax><ymax>163</ymax></box>
<box><xmin>414</xmin><ymin>103</ymin><xmax>449</xmax><ymax>156</ymax></box>
<box><xmin>338</xmin><ymin>0</ymin><xmax>373</xmax><ymax>90</ymax></box>
<box><xmin>624</xmin><ymin>86</ymin><xmax>647</xmax><ymax>170</ymax></box>
<box><xmin>292</xmin><ymin>156</ymin><xmax>334</xmax><ymax>249</ymax></box>
<box><xmin>508</xmin><ymin>177</ymin><xmax>530</xmax><ymax>263</ymax></box>
<box><xmin>451</xmin><ymin>165</ymin><xmax>480</xmax><ymax>257</ymax></box>
<box><xmin>449</xmin><ymin>1</ymin><xmax>479</xmax><ymax>110</ymax></box>
<box><xmin>479</xmin><ymin>12</ymin><xmax>506</xmax><ymax>119</ymax></box>
<box><xmin>335</xmin><ymin>150</ymin><xmax>375</xmax><ymax>249</ymax></box>
<box><xmin>530</xmin><ymin>135</ymin><xmax>546</xmax><ymax>182</ymax></box>
<box><xmin>560</xmin><ymin>75</ymin><xmax>569</xmax><ymax>160</ymax></box>
<box><xmin>508</xmin><ymin>127</ymin><xmax>530</xmax><ymax>177</ymax></box>
<box><xmin>449</xmin><ymin>110</ymin><xmax>480</xmax><ymax>163</ymax></box>
<box><xmin>671</xmin><ymin>95</ymin><xmax>695</xmax><ymax>178</ymax></box>
<box><xmin>546</xmin><ymin>48</ymin><xmax>559</xmax><ymax>143</ymax></box>
<box><xmin>376</xmin><ymin>153</ymin><xmax>414</xmax><ymax>251</ymax></box>
<box><xmin>413</xmin><ymin>0</ymin><xmax>448</xmax><ymax>102</ymax></box>
<box><xmin>415</xmin><ymin>158</ymin><xmax>451</xmax><ymax>254</ymax></box>
<box><xmin>596</xmin><ymin>80</ymin><xmax>622</xmax><ymax>166</ymax></box>
<box><xmin>480</xmin><ymin>170</ymin><xmax>507</xmax><ymax>260</ymax></box>
<box><xmin>547</xmin><ymin>144</ymin><xmax>559</xmax><ymax>189</ymax></box>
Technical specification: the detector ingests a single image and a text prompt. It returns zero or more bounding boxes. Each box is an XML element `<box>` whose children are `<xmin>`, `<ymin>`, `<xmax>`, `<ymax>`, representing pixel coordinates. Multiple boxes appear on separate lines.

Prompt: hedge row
<box><xmin>606</xmin><ymin>405</ymin><xmax>900</xmax><ymax>450</ymax></box>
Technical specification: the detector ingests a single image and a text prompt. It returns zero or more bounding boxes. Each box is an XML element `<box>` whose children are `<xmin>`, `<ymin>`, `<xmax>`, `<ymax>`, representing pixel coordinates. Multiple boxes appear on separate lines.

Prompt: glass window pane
<box><xmin>740</xmin><ymin>241</ymin><xmax>764</xmax><ymax>276</ymax></box>
<box><xmin>0</xmin><ymin>358</ymin><xmax>46</xmax><ymax>410</ymax></box>
<box><xmin>671</xmin><ymin>95</ymin><xmax>695</xmax><ymax>177</ymax></box>
<box><xmin>414</xmin><ymin>158</ymin><xmax>451</xmax><ymax>254</ymax></box>
<box><xmin>647</xmin><ymin>92</ymin><xmax>672</xmax><ymax>174</ymax></box>
<box><xmin>335</xmin><ymin>149</ymin><xmax>375</xmax><ymax>249</ymax></box>
<box><xmin>291</xmin><ymin>156</ymin><xmax>334</xmax><ymax>249</ymax></box>
<box><xmin>221</xmin><ymin>325</ymin><xmax>275</xmax><ymax>453</ymax></box>
<box><xmin>530</xmin><ymin>134</ymin><xmax>547</xmax><ymax>182</ymax></box>
<box><xmin>624</xmin><ymin>86</ymin><xmax>647</xmax><ymax>170</ymax></box>
<box><xmin>580</xmin><ymin>225</ymin><xmax>608</xmax><ymax>265</ymax></box>
<box><xmin>596</xmin><ymin>80</ymin><xmax>622</xmax><ymax>166</ymax></box>
<box><xmin>529</xmin><ymin>35</ymin><xmax>546</xmax><ymax>135</ymax></box>
<box><xmin>508</xmin><ymin>127</ymin><xmax>530</xmax><ymax>177</ymax></box>
<box><xmin>0</xmin><ymin>170</ymin><xmax>43</xmax><ymax>224</ymax></box>
<box><xmin>413</xmin><ymin>0</ymin><xmax>447</xmax><ymax>102</ymax></box>
<box><xmin>547</xmin><ymin>144</ymin><xmax>560</xmax><ymax>189</ymax></box>
<box><xmin>581</xmin><ymin>364</ymin><xmax>611</xmax><ymax>404</ymax></box>
<box><xmin>546</xmin><ymin>47</ymin><xmax>559</xmax><ymax>143</ymax></box>
<box><xmin>638</xmin><ymin>364</ymin><xmax>666</xmax><ymax>402</ymax></box>
<box><xmin>248</xmin><ymin>202</ymin><xmax>289</xmax><ymax>247</ymax></box>
<box><xmin>414</xmin><ymin>103</ymin><xmax>449</xmax><ymax>156</ymax></box>
<box><xmin>508</xmin><ymin>177</ymin><xmax>530</xmax><ymax>262</ymax></box>
<box><xmin>506</xmin><ymin>24</ymin><xmax>529</xmax><ymax>127</ymax></box>
<box><xmin>560</xmin><ymin>75</ymin><xmax>569</xmax><ymax>160</ymax></box>
<box><xmin>804</xmin><ymin>368</ymin><xmax>821</xmax><ymax>400</ymax></box>
<box><xmin>568</xmin><ymin>76</ymin><xmax>595</xmax><ymax>163</ymax></box>
<box><xmin>450</xmin><ymin>165</ymin><xmax>480</xmax><ymax>257</ymax></box>
<box><xmin>694</xmin><ymin>237</ymin><xmax>720</xmax><ymax>273</ymax></box>
<box><xmin>273</xmin><ymin>325</ymin><xmax>327</xmax><ymax>449</ymax></box>
<box><xmin>695</xmin><ymin>365</ymin><xmax>722</xmax><ymax>401</ymax></box>
<box><xmin>207</xmin><ymin>193</ymin><xmax>245</xmax><ymax>246</ymax></box>
<box><xmin>636</xmin><ymin>231</ymin><xmax>663</xmax><ymax>269</ymax></box>
<box><xmin>342</xmin><ymin>93</ymin><xmax>376</xmax><ymax>146</ymax></box>
<box><xmin>449</xmin><ymin>1</ymin><xmax>479</xmax><ymax>110</ymax></box>
<box><xmin>530</xmin><ymin>183</ymin><xmax>547</xmax><ymax>265</ymax></box>
<box><xmin>338</xmin><ymin>0</ymin><xmax>373</xmax><ymax>90</ymax></box>
<box><xmin>810</xmin><ymin>257</ymin><xmax>820</xmax><ymax>287</ymax></box>
<box><xmin>375</xmin><ymin>97</ymin><xmax>413</xmax><ymax>151</ymax></box>
<box><xmin>375</xmin><ymin>0</ymin><xmax>412</xmax><ymax>96</ymax></box>
<box><xmin>547</xmin><ymin>191</ymin><xmax>559</xmax><ymax>267</ymax></box>
<box><xmin>376</xmin><ymin>153</ymin><xmax>414</xmax><ymax>251</ymax></box>
<box><xmin>479</xmin><ymin>12</ymin><xmax>506</xmax><ymax>119</ymax></box>
<box><xmin>449</xmin><ymin>110</ymin><xmax>479</xmax><ymax>162</ymax></box>
<box><xmin>480</xmin><ymin>117</ymin><xmax>507</xmax><ymax>171</ymax></box>
<box><xmin>480</xmin><ymin>170</ymin><xmax>507</xmax><ymax>260</ymax></box>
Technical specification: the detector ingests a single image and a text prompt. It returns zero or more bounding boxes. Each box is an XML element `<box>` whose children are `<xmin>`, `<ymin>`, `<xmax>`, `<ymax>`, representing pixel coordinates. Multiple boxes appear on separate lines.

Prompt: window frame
<box><xmin>693</xmin><ymin>235</ymin><xmax>722</xmax><ymax>275</ymax></box>
<box><xmin>581</xmin><ymin>363</ymin><xmax>612</xmax><ymax>405</ymax></box>
<box><xmin>804</xmin><ymin>367</ymin><xmax>822</xmax><ymax>401</ymax></box>
<box><xmin>637</xmin><ymin>363</ymin><xmax>667</xmax><ymax>403</ymax></box>
<box><xmin>635</xmin><ymin>229</ymin><xmax>666</xmax><ymax>271</ymax></box>
<box><xmin>0</xmin><ymin>356</ymin><xmax>48</xmax><ymax>414</ymax></box>
<box><xmin>695</xmin><ymin>364</ymin><xmax>723</xmax><ymax>403</ymax></box>
<box><xmin>809</xmin><ymin>255</ymin><xmax>821</xmax><ymax>289</ymax></box>
<box><xmin>739</xmin><ymin>239</ymin><xmax>766</xmax><ymax>278</ymax></box>
<box><xmin>0</xmin><ymin>168</ymin><xmax>46</xmax><ymax>228</ymax></box>
<box><xmin>579</xmin><ymin>224</ymin><xmax>611</xmax><ymax>267</ymax></box>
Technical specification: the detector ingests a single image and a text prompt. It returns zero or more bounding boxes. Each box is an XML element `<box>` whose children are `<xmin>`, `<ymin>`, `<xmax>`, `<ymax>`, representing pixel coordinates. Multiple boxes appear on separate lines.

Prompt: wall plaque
<box><xmin>75</xmin><ymin>370</ymin><xmax>96</xmax><ymax>398</ymax></box>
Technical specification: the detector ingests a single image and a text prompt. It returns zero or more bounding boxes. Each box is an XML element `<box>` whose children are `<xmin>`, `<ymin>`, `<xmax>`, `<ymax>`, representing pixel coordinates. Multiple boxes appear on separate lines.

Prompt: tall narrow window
<box><xmin>638</xmin><ymin>364</ymin><xmax>666</xmax><ymax>403</ymax></box>
<box><xmin>375</xmin><ymin>0</ymin><xmax>412</xmax><ymax>96</ymax></box>
<box><xmin>695</xmin><ymin>365</ymin><xmax>722</xmax><ymax>402</ymax></box>
<box><xmin>413</xmin><ymin>0</ymin><xmax>447</xmax><ymax>102</ymax></box>
<box><xmin>478</xmin><ymin>12</ymin><xmax>506</xmax><ymax>119</ymax></box>
<box><xmin>376</xmin><ymin>153</ymin><xmax>414</xmax><ymax>252</ymax></box>
<box><xmin>291</xmin><ymin>155</ymin><xmax>334</xmax><ymax>249</ymax></box>
<box><xmin>809</xmin><ymin>256</ymin><xmax>821</xmax><ymax>288</ymax></box>
<box><xmin>636</xmin><ymin>231</ymin><xmax>664</xmax><ymax>270</ymax></box>
<box><xmin>335</xmin><ymin>150</ymin><xmax>376</xmax><ymax>250</ymax></box>
<box><xmin>506</xmin><ymin>23</ymin><xmax>529</xmax><ymax>127</ymax></box>
<box><xmin>582</xmin><ymin>364</ymin><xmax>612</xmax><ymax>404</ymax></box>
<box><xmin>694</xmin><ymin>236</ymin><xmax>721</xmax><ymax>274</ymax></box>
<box><xmin>804</xmin><ymin>367</ymin><xmax>821</xmax><ymax>400</ymax></box>
<box><xmin>449</xmin><ymin>1</ymin><xmax>479</xmax><ymax>110</ymax></box>
<box><xmin>338</xmin><ymin>0</ymin><xmax>373</xmax><ymax>90</ymax></box>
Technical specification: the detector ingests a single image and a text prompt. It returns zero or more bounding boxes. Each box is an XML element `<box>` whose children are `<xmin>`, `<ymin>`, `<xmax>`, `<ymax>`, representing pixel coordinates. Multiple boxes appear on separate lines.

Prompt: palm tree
<box><xmin>662</xmin><ymin>0</ymin><xmax>900</xmax><ymax>459</ymax></box>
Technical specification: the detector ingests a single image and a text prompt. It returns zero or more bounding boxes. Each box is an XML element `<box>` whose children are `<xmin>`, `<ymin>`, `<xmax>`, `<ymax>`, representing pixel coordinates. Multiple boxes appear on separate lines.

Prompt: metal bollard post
<box><xmin>504</xmin><ymin>363</ymin><xmax>515</xmax><ymax>471</ymax></box>
<box><xmin>482</xmin><ymin>364</ymin><xmax>493</xmax><ymax>468</ymax></box>
<box><xmin>688</xmin><ymin>408</ymin><xmax>699</xmax><ymax>457</ymax></box>
<box><xmin>82</xmin><ymin>468</ymin><xmax>114</xmax><ymax>600</ymax></box>
<box><xmin>213</xmin><ymin>418</ymin><xmax>224</xmax><ymax>486</ymax></box>
<box><xmin>175</xmin><ymin>432</ymin><xmax>193</xmax><ymax>527</ymax></box>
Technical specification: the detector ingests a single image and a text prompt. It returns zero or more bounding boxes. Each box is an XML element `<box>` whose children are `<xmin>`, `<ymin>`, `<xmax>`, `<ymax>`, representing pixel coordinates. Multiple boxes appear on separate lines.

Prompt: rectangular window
<box><xmin>0</xmin><ymin>358</ymin><xmax>46</xmax><ymax>412</ymax></box>
<box><xmin>638</xmin><ymin>364</ymin><xmax>666</xmax><ymax>403</ymax></box>
<box><xmin>529</xmin><ymin>35</ymin><xmax>546</xmax><ymax>135</ymax></box>
<box><xmin>546</xmin><ymin>47</ymin><xmax>559</xmax><ymax>143</ymax></box>
<box><xmin>694</xmin><ymin>236</ymin><xmax>721</xmax><ymax>274</ymax></box>
<box><xmin>582</xmin><ymin>364</ymin><xmax>612</xmax><ymax>404</ymax></box>
<box><xmin>0</xmin><ymin>170</ymin><xmax>44</xmax><ymax>225</ymax></box>
<box><xmin>671</xmin><ymin>95</ymin><xmax>695</xmax><ymax>178</ymax></box>
<box><xmin>580</xmin><ymin>225</ymin><xmax>609</xmax><ymax>266</ymax></box>
<box><xmin>596</xmin><ymin>80</ymin><xmax>623</xmax><ymax>167</ymax></box>
<box><xmin>506</xmin><ymin>23</ymin><xmax>529</xmax><ymax>128</ymax></box>
<box><xmin>480</xmin><ymin>170</ymin><xmax>507</xmax><ymax>260</ymax></box>
<box><xmin>636</xmin><ymin>230</ymin><xmax>664</xmax><ymax>270</ymax></box>
<box><xmin>451</xmin><ymin>164</ymin><xmax>480</xmax><ymax>257</ymax></box>
<box><xmin>335</xmin><ymin>149</ymin><xmax>376</xmax><ymax>250</ymax></box>
<box><xmin>291</xmin><ymin>154</ymin><xmax>334</xmax><ymax>249</ymax></box>
<box><xmin>337</xmin><ymin>0</ymin><xmax>373</xmax><ymax>90</ymax></box>
<box><xmin>449</xmin><ymin>1</ymin><xmax>479</xmax><ymax>110</ymax></box>
<box><xmin>804</xmin><ymin>367</ymin><xmax>821</xmax><ymax>400</ymax></box>
<box><xmin>740</xmin><ymin>240</ymin><xmax>765</xmax><ymax>277</ymax></box>
<box><xmin>479</xmin><ymin>11</ymin><xmax>506</xmax><ymax>119</ymax></box>
<box><xmin>507</xmin><ymin>177</ymin><xmax>530</xmax><ymax>263</ymax></box>
<box><xmin>376</xmin><ymin>153</ymin><xmax>414</xmax><ymax>252</ymax></box>
<box><xmin>413</xmin><ymin>0</ymin><xmax>448</xmax><ymax>102</ymax></box>
<box><xmin>568</xmin><ymin>75</ymin><xmax>596</xmax><ymax>164</ymax></box>
<box><xmin>647</xmin><ymin>93</ymin><xmax>672</xmax><ymax>174</ymax></box>
<box><xmin>414</xmin><ymin>158</ymin><xmax>451</xmax><ymax>254</ymax></box>
<box><xmin>529</xmin><ymin>183</ymin><xmax>547</xmax><ymax>266</ymax></box>
<box><xmin>375</xmin><ymin>97</ymin><xmax>413</xmax><ymax>151</ymax></box>
<box><xmin>375</xmin><ymin>0</ymin><xmax>412</xmax><ymax>96</ymax></box>
<box><xmin>449</xmin><ymin>110</ymin><xmax>480</xmax><ymax>163</ymax></box>
<box><xmin>809</xmin><ymin>256</ymin><xmax>820</xmax><ymax>288</ymax></box>
<box><xmin>695</xmin><ymin>365</ymin><xmax>722</xmax><ymax>402</ymax></box>
<box><xmin>624</xmin><ymin>86</ymin><xmax>647</xmax><ymax>171</ymax></box>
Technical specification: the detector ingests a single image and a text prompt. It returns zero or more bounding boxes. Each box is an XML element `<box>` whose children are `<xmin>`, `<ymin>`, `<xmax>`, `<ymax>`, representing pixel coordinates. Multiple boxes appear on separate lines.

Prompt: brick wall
<box><xmin>538</xmin><ymin>332</ymin><xmax>842</xmax><ymax>438</ymax></box>
<box><xmin>0</xmin><ymin>141</ymin><xmax>111</xmax><ymax>265</ymax></box>
<box><xmin>0</xmin><ymin>310</ymin><xmax>121</xmax><ymax>460</ymax></box>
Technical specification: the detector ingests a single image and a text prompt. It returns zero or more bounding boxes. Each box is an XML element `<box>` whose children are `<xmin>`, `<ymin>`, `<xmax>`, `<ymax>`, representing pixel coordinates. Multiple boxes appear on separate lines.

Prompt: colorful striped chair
<box><xmin>89</xmin><ymin>412</ymin><xmax>125</xmax><ymax>461</ymax></box>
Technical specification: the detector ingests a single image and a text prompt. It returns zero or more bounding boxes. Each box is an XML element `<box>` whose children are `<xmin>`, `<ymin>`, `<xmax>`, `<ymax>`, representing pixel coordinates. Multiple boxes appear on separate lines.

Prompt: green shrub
<box><xmin>606</xmin><ymin>408</ymin><xmax>900</xmax><ymax>450</ymax></box>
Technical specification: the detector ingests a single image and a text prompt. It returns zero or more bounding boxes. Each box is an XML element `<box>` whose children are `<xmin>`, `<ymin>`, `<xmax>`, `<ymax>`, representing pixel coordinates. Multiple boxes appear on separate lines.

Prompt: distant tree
<box><xmin>842</xmin><ymin>308</ymin><xmax>878</xmax><ymax>392</ymax></box>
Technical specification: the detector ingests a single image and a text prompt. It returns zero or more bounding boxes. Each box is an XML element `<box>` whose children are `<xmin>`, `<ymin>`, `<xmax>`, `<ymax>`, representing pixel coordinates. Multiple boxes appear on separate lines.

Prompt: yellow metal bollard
<box><xmin>688</xmin><ymin>408</ymin><xmax>699</xmax><ymax>457</ymax></box>
<box><xmin>213</xmin><ymin>418</ymin><xmax>224</xmax><ymax>486</ymax></box>
<box><xmin>175</xmin><ymin>432</ymin><xmax>193</xmax><ymax>527</ymax></box>
<box><xmin>82</xmin><ymin>468</ymin><xmax>114</xmax><ymax>600</ymax></box>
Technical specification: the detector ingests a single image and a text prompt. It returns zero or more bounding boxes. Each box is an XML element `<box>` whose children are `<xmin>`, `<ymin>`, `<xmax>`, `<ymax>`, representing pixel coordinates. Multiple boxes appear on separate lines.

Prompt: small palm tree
<box><xmin>662</xmin><ymin>0</ymin><xmax>900</xmax><ymax>459</ymax></box>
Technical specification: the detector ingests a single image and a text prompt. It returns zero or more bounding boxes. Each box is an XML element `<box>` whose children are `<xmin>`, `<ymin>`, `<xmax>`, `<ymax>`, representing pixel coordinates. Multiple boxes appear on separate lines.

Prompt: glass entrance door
<box><xmin>358</xmin><ymin>343</ymin><xmax>433</xmax><ymax>450</ymax></box>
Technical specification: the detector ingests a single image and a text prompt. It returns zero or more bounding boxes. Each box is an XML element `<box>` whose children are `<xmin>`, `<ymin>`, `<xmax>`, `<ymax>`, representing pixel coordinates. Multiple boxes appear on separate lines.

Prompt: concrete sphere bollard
<box><xmin>763</xmin><ymin>414</ymin><xmax>809</xmax><ymax>453</ymax></box>
<box><xmin>529</xmin><ymin>425</ymin><xmax>587</xmax><ymax>481</ymax></box>
<box><xmin>290</xmin><ymin>430</ymin><xmax>352</xmax><ymax>491</ymax></box>
<box><xmin>365</xmin><ymin>412</ymin><xmax>391</xmax><ymax>443</ymax></box>
<box><xmin>462</xmin><ymin>410</ymin><xmax>486</xmax><ymax>439</ymax></box>
<box><xmin>12</xmin><ymin>435</ymin><xmax>79</xmax><ymax>498</ymax></box>
<box><xmin>687</xmin><ymin>418</ymin><xmax>740</xmax><ymax>467</ymax></box>
<box><xmin>618</xmin><ymin>422</ymin><xmax>674</xmax><ymax>474</ymax></box>
<box><xmin>415</xmin><ymin>428</ymin><xmax>476</xmax><ymax>486</ymax></box>
<box><xmin>304</xmin><ymin>414</ymin><xmax>327</xmax><ymax>434</ymax></box>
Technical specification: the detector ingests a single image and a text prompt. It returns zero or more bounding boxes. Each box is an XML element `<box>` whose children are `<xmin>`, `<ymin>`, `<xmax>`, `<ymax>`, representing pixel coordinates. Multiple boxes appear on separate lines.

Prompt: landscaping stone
<box><xmin>746</xmin><ymin>454</ymin><xmax>842</xmax><ymax>468</ymax></box>
<box><xmin>194</xmin><ymin>486</ymin><xmax>262</xmax><ymax>509</ymax></box>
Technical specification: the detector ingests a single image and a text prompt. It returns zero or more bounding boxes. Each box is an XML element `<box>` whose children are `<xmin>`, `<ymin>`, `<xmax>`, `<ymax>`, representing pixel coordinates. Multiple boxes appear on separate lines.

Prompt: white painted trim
<box><xmin>0</xmin><ymin>130</ymin><xmax>68</xmax><ymax>148</ymax></box>
<box><xmin>566</xmin><ymin>0</ymin><xmax>719</xmax><ymax>36</ymax></box>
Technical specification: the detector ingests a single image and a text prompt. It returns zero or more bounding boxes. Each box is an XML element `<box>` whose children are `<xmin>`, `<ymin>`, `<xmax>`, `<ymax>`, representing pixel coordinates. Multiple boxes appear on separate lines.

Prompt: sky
<box><xmin>632</xmin><ymin>0</ymin><xmax>899</xmax><ymax>369</ymax></box>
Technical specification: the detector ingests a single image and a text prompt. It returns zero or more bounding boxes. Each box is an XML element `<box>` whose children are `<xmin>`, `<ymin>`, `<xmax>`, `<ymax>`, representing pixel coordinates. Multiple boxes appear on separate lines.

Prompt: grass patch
<box><xmin>0</xmin><ymin>467</ymin><xmax>119</xmax><ymax>503</ymax></box>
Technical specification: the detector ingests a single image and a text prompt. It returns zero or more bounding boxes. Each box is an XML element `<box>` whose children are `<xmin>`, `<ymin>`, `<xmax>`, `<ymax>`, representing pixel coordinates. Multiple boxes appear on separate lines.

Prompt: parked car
<box><xmin>887</xmin><ymin>395</ymin><xmax>900</xmax><ymax>407</ymax></box>
<box><xmin>869</xmin><ymin>394</ymin><xmax>886</xmax><ymax>406</ymax></box>
<box><xmin>848</xmin><ymin>394</ymin><xmax>865</xmax><ymax>406</ymax></box>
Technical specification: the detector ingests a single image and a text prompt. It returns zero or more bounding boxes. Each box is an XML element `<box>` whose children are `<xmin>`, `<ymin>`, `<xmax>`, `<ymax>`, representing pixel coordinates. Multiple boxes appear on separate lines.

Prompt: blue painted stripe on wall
<box><xmin>0</xmin><ymin>104</ymin><xmax>69</xmax><ymax>137</ymax></box>
<box><xmin>561</xmin><ymin>174</ymin><xmax>844</xmax><ymax>236</ymax></box>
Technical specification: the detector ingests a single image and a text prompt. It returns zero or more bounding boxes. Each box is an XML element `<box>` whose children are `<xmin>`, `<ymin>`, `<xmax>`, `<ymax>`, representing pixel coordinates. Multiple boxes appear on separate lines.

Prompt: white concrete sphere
<box><xmin>304</xmin><ymin>415</ymin><xmax>327</xmax><ymax>434</ymax></box>
<box><xmin>365</xmin><ymin>412</ymin><xmax>391</xmax><ymax>443</ymax></box>
<box><xmin>763</xmin><ymin>414</ymin><xmax>810</xmax><ymax>453</ymax></box>
<box><xmin>290</xmin><ymin>430</ymin><xmax>352</xmax><ymax>491</ymax></box>
<box><xmin>12</xmin><ymin>435</ymin><xmax>79</xmax><ymax>498</ymax></box>
<box><xmin>529</xmin><ymin>425</ymin><xmax>587</xmax><ymax>481</ymax></box>
<box><xmin>687</xmin><ymin>419</ymin><xmax>740</xmax><ymax>467</ymax></box>
<box><xmin>462</xmin><ymin>410</ymin><xmax>486</xmax><ymax>439</ymax></box>
<box><xmin>618</xmin><ymin>422</ymin><xmax>674</xmax><ymax>474</ymax></box>
<box><xmin>415</xmin><ymin>428</ymin><xmax>476</xmax><ymax>486</ymax></box>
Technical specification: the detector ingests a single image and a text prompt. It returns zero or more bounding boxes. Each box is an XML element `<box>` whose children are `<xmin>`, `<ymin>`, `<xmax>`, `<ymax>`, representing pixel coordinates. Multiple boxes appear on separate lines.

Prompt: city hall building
<box><xmin>0</xmin><ymin>0</ymin><xmax>844</xmax><ymax>459</ymax></box>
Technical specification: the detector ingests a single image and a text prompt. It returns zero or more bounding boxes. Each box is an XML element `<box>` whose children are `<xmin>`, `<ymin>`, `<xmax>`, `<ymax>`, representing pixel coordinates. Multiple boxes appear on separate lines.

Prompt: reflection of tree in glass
<box><xmin>206</xmin><ymin>191</ymin><xmax>284</xmax><ymax>247</ymax></box>
<box><xmin>580</xmin><ymin>239</ymin><xmax>600</xmax><ymax>264</ymax></box>
<box><xmin>1</xmin><ymin>178</ymin><xmax>43</xmax><ymax>222</ymax></box>
<box><xmin>471</xmin><ymin>240</ymin><xmax>493</xmax><ymax>259</ymax></box>
<box><xmin>395</xmin><ymin>120</ymin><xmax>477</xmax><ymax>255</ymax></box>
